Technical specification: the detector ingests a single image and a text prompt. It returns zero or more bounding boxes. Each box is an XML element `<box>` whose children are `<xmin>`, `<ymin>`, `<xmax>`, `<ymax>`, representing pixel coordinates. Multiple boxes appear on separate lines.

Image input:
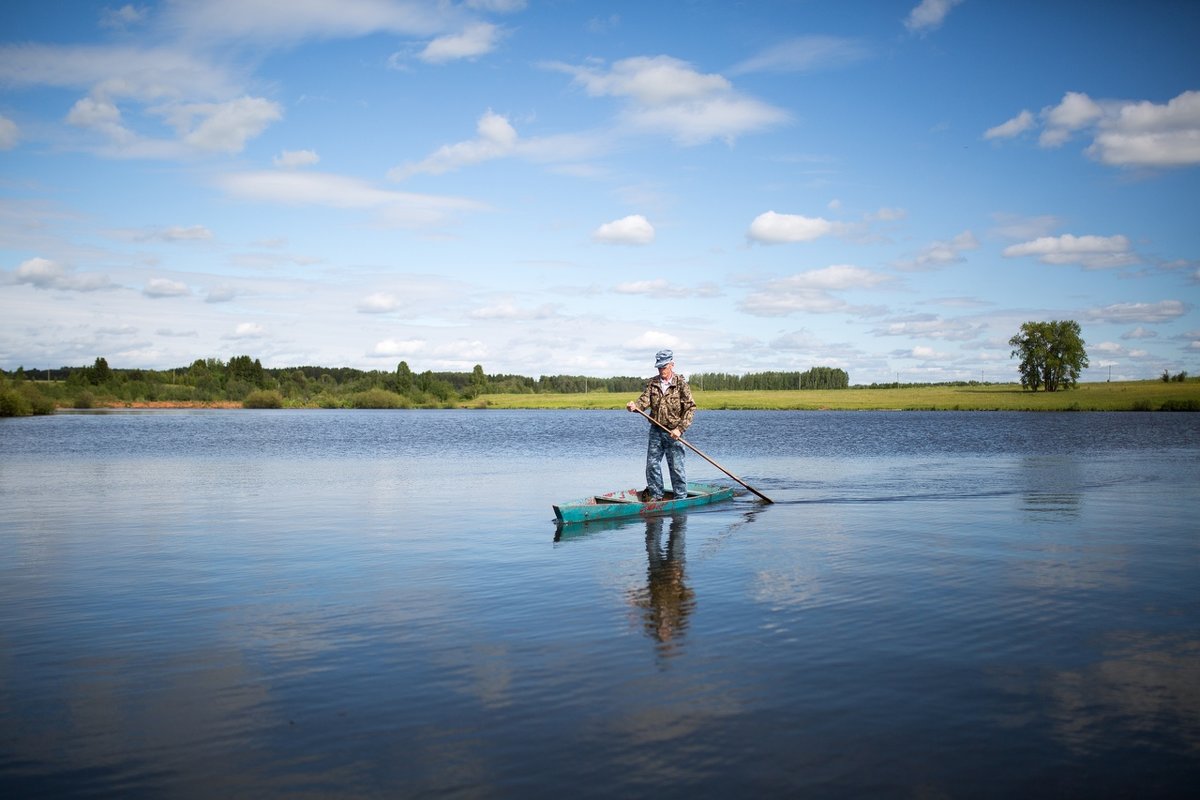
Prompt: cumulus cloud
<box><xmin>391</xmin><ymin>110</ymin><xmax>517</xmax><ymax>179</ymax></box>
<box><xmin>730</xmin><ymin>35</ymin><xmax>870</xmax><ymax>75</ymax></box>
<box><xmin>0</xmin><ymin>115</ymin><xmax>19</xmax><ymax>149</ymax></box>
<box><xmin>895</xmin><ymin>230</ymin><xmax>979</xmax><ymax>271</ymax></box>
<box><xmin>987</xmin><ymin>90</ymin><xmax>1200</xmax><ymax>168</ymax></box>
<box><xmin>1085</xmin><ymin>300</ymin><xmax>1187</xmax><ymax>324</ymax></box>
<box><xmin>984</xmin><ymin>110</ymin><xmax>1034</xmax><ymax>140</ymax></box>
<box><xmin>549</xmin><ymin>55</ymin><xmax>788</xmax><ymax>145</ymax></box>
<box><xmin>419</xmin><ymin>23</ymin><xmax>503</xmax><ymax>64</ymax></box>
<box><xmin>1002</xmin><ymin>233</ymin><xmax>1138</xmax><ymax>269</ymax></box>
<box><xmin>904</xmin><ymin>0</ymin><xmax>964</xmax><ymax>34</ymax></box>
<box><xmin>740</xmin><ymin>265</ymin><xmax>890</xmax><ymax>316</ymax></box>
<box><xmin>747</xmin><ymin>211</ymin><xmax>836</xmax><ymax>244</ymax></box>
<box><xmin>274</xmin><ymin>149</ymin><xmax>319</xmax><ymax>168</ymax></box>
<box><xmin>143</xmin><ymin>277</ymin><xmax>191</xmax><ymax>297</ymax></box>
<box><xmin>12</xmin><ymin>257</ymin><xmax>113</xmax><ymax>292</ymax></box>
<box><xmin>593</xmin><ymin>214</ymin><xmax>655</xmax><ymax>245</ymax></box>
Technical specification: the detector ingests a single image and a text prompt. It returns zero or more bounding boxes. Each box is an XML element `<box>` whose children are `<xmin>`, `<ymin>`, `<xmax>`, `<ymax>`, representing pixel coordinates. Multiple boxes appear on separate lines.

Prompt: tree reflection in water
<box><xmin>629</xmin><ymin>515</ymin><xmax>695</xmax><ymax>658</ymax></box>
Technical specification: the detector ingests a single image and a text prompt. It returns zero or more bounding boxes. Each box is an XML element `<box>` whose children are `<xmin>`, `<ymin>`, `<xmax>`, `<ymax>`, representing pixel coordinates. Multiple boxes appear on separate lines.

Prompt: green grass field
<box><xmin>469</xmin><ymin>380</ymin><xmax>1200</xmax><ymax>412</ymax></box>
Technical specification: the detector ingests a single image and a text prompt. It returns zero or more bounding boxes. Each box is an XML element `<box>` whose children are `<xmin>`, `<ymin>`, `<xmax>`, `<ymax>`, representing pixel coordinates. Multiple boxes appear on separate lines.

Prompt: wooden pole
<box><xmin>633</xmin><ymin>408</ymin><xmax>774</xmax><ymax>503</ymax></box>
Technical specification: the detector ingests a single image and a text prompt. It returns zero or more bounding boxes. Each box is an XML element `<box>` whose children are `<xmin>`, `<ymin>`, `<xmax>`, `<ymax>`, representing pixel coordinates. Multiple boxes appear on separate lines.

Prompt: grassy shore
<box><xmin>468</xmin><ymin>380</ymin><xmax>1200</xmax><ymax>412</ymax></box>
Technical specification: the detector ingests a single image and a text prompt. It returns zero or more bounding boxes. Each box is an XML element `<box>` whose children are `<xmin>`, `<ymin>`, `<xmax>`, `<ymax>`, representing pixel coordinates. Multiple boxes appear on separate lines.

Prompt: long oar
<box><xmin>634</xmin><ymin>408</ymin><xmax>774</xmax><ymax>503</ymax></box>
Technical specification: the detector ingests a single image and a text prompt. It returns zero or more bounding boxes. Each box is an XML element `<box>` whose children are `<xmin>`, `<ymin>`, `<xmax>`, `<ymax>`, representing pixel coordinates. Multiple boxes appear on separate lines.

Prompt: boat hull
<box><xmin>553</xmin><ymin>482</ymin><xmax>734</xmax><ymax>524</ymax></box>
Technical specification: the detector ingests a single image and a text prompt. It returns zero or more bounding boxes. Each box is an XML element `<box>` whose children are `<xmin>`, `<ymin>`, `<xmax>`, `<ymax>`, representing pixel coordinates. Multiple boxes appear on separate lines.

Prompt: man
<box><xmin>626</xmin><ymin>349</ymin><xmax>696</xmax><ymax>500</ymax></box>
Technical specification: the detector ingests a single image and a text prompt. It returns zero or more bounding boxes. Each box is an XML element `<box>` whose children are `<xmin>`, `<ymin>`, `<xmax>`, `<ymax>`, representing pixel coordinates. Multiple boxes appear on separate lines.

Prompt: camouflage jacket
<box><xmin>632</xmin><ymin>374</ymin><xmax>696</xmax><ymax>433</ymax></box>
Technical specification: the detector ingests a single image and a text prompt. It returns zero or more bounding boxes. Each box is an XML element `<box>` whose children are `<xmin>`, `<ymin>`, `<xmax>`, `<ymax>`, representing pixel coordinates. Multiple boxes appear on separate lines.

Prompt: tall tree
<box><xmin>1009</xmin><ymin>320</ymin><xmax>1089</xmax><ymax>391</ymax></box>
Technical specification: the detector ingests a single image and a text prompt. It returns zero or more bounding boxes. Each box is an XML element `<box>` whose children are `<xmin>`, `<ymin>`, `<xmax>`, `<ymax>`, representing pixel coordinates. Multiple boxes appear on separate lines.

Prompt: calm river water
<box><xmin>2</xmin><ymin>409</ymin><xmax>1198</xmax><ymax>798</ymax></box>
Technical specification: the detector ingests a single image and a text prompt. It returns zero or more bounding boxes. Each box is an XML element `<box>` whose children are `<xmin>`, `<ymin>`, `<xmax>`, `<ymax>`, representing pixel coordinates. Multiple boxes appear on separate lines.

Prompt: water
<box><xmin>2</xmin><ymin>409</ymin><xmax>1198</xmax><ymax>797</ymax></box>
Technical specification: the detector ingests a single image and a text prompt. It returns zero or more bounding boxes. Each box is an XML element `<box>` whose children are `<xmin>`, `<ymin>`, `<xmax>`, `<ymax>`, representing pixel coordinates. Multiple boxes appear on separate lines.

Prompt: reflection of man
<box><xmin>630</xmin><ymin>515</ymin><xmax>695</xmax><ymax>656</ymax></box>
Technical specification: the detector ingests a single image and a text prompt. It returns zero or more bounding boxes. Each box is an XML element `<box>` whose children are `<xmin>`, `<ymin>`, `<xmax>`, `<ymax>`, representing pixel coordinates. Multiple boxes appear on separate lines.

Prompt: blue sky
<box><xmin>1</xmin><ymin>0</ymin><xmax>1197</xmax><ymax>383</ymax></box>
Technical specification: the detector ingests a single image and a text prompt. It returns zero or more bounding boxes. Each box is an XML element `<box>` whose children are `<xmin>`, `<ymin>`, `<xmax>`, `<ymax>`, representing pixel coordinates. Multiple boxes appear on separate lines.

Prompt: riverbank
<box><xmin>471</xmin><ymin>380</ymin><xmax>1200</xmax><ymax>412</ymax></box>
<box><xmin>22</xmin><ymin>379</ymin><xmax>1199</xmax><ymax>414</ymax></box>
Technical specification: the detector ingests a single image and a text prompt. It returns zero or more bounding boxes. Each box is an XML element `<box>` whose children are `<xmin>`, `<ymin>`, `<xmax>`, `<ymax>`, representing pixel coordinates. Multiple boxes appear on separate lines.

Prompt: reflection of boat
<box><xmin>553</xmin><ymin>482</ymin><xmax>734</xmax><ymax>525</ymax></box>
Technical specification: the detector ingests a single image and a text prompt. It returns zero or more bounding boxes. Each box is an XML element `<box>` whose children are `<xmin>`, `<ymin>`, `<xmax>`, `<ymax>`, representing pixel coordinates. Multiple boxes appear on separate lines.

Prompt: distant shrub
<box><xmin>74</xmin><ymin>391</ymin><xmax>96</xmax><ymax>409</ymax></box>
<box><xmin>1130</xmin><ymin>400</ymin><xmax>1153</xmax><ymax>412</ymax></box>
<box><xmin>1160</xmin><ymin>399</ymin><xmax>1199</xmax><ymax>412</ymax></box>
<box><xmin>0</xmin><ymin>388</ymin><xmax>30</xmax><ymax>417</ymax></box>
<box><xmin>1</xmin><ymin>385</ymin><xmax>55</xmax><ymax>416</ymax></box>
<box><xmin>348</xmin><ymin>388</ymin><xmax>409</xmax><ymax>409</ymax></box>
<box><xmin>243</xmin><ymin>389</ymin><xmax>284</xmax><ymax>409</ymax></box>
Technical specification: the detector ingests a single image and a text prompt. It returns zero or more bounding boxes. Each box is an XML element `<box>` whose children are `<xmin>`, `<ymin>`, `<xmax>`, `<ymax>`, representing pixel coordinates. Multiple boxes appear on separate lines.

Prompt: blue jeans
<box><xmin>646</xmin><ymin>427</ymin><xmax>686</xmax><ymax>498</ymax></box>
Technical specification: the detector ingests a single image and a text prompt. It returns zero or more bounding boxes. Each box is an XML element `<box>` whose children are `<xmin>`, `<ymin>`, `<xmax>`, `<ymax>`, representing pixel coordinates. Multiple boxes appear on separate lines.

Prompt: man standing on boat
<box><xmin>627</xmin><ymin>349</ymin><xmax>696</xmax><ymax>501</ymax></box>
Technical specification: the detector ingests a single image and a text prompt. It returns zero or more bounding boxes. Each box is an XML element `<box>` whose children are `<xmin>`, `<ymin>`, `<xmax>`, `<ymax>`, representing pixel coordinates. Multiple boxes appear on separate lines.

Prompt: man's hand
<box><xmin>626</xmin><ymin>401</ymin><xmax>638</xmax><ymax>412</ymax></box>
<box><xmin>670</xmin><ymin>427</ymin><xmax>682</xmax><ymax>440</ymax></box>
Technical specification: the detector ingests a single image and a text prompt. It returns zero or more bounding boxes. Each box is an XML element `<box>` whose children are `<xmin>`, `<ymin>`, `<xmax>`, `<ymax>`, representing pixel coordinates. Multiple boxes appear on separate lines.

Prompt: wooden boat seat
<box><xmin>594</xmin><ymin>495</ymin><xmax>639</xmax><ymax>504</ymax></box>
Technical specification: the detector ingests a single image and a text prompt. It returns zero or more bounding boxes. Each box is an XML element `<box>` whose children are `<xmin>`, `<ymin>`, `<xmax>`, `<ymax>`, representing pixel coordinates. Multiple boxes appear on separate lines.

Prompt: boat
<box><xmin>553</xmin><ymin>482</ymin><xmax>735</xmax><ymax>525</ymax></box>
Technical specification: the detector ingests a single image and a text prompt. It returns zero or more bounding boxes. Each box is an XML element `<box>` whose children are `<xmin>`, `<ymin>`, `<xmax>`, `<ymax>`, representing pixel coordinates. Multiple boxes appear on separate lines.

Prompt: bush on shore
<box><xmin>243</xmin><ymin>389</ymin><xmax>284</xmax><ymax>409</ymax></box>
<box><xmin>347</xmin><ymin>388</ymin><xmax>410</xmax><ymax>409</ymax></box>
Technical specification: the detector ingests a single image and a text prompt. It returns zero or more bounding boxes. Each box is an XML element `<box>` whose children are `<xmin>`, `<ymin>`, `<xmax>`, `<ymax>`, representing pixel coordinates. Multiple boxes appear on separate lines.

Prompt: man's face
<box><xmin>658</xmin><ymin>362</ymin><xmax>674</xmax><ymax>379</ymax></box>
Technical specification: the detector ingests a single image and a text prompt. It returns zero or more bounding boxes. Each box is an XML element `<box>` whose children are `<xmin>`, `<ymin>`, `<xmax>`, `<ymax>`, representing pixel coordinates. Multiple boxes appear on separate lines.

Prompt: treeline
<box><xmin>1</xmin><ymin>356</ymin><xmax>853</xmax><ymax>415</ymax></box>
<box><xmin>691</xmin><ymin>367</ymin><xmax>849</xmax><ymax>390</ymax></box>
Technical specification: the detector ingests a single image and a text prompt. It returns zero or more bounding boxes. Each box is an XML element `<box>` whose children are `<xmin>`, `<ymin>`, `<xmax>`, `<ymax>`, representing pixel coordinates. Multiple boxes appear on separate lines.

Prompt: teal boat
<box><xmin>553</xmin><ymin>482</ymin><xmax>735</xmax><ymax>524</ymax></box>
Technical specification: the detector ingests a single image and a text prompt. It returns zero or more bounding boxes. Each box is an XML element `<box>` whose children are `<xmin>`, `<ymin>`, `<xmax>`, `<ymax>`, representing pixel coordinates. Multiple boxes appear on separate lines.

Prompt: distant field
<box><xmin>470</xmin><ymin>381</ymin><xmax>1200</xmax><ymax>412</ymax></box>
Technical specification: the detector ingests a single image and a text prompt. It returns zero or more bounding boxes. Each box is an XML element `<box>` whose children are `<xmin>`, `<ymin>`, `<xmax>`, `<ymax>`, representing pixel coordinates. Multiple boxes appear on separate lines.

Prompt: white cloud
<box><xmin>467</xmin><ymin>302</ymin><xmax>557</xmax><ymax>320</ymax></box>
<box><xmin>143</xmin><ymin>277</ymin><xmax>191</xmax><ymax>297</ymax></box>
<box><xmin>1087</xmin><ymin>90</ymin><xmax>1200</xmax><ymax>167</ymax></box>
<box><xmin>1039</xmin><ymin>91</ymin><xmax>1104</xmax><ymax>147</ymax></box>
<box><xmin>0</xmin><ymin>43</ymin><xmax>239</xmax><ymax>100</ymax></box>
<box><xmin>419</xmin><ymin>23</ymin><xmax>503</xmax><ymax>64</ymax></box>
<box><xmin>1121</xmin><ymin>326</ymin><xmax>1157</xmax><ymax>340</ymax></box>
<box><xmin>100</xmin><ymin>4</ymin><xmax>149</xmax><ymax>30</ymax></box>
<box><xmin>391</xmin><ymin>110</ymin><xmax>517</xmax><ymax>179</ymax></box>
<box><xmin>1085</xmin><ymin>300</ymin><xmax>1187</xmax><ymax>324</ymax></box>
<box><xmin>614</xmin><ymin>279</ymin><xmax>669</xmax><ymax>294</ymax></box>
<box><xmin>593</xmin><ymin>214</ymin><xmax>655</xmax><ymax>245</ymax></box>
<box><xmin>227</xmin><ymin>322</ymin><xmax>266</xmax><ymax>339</ymax></box>
<box><xmin>895</xmin><ymin>230</ymin><xmax>979</xmax><ymax>271</ymax></box>
<box><xmin>205</xmin><ymin>285</ymin><xmax>236</xmax><ymax>303</ymax></box>
<box><xmin>910</xmin><ymin>345</ymin><xmax>947</xmax><ymax>359</ymax></box>
<box><xmin>730</xmin><ymin>35</ymin><xmax>870</xmax><ymax>75</ymax></box>
<box><xmin>466</xmin><ymin>0</ymin><xmax>527</xmax><ymax>12</ymax></box>
<box><xmin>875</xmin><ymin>315</ymin><xmax>983</xmax><ymax>342</ymax></box>
<box><xmin>372</xmin><ymin>338</ymin><xmax>427</xmax><ymax>357</ymax></box>
<box><xmin>274</xmin><ymin>149</ymin><xmax>320</xmax><ymax>168</ymax></box>
<box><xmin>994</xmin><ymin>90</ymin><xmax>1200</xmax><ymax>168</ymax></box>
<box><xmin>747</xmin><ymin>211</ymin><xmax>836</xmax><ymax>244</ymax></box>
<box><xmin>625</xmin><ymin>331</ymin><xmax>682</xmax><ymax>351</ymax></box>
<box><xmin>740</xmin><ymin>265</ymin><xmax>890</xmax><ymax>317</ymax></box>
<box><xmin>167</xmin><ymin>96</ymin><xmax>283</xmax><ymax>153</ymax></box>
<box><xmin>985</xmin><ymin>110</ymin><xmax>1034</xmax><ymax>140</ymax></box>
<box><xmin>551</xmin><ymin>55</ymin><xmax>788</xmax><ymax>145</ymax></box>
<box><xmin>162</xmin><ymin>0</ymin><xmax>451</xmax><ymax>44</ymax></box>
<box><xmin>12</xmin><ymin>257</ymin><xmax>113</xmax><ymax>292</ymax></box>
<box><xmin>904</xmin><ymin>0</ymin><xmax>964</xmax><ymax>34</ymax></box>
<box><xmin>0</xmin><ymin>115</ymin><xmax>19</xmax><ymax>149</ymax></box>
<box><xmin>357</xmin><ymin>292</ymin><xmax>399</xmax><ymax>313</ymax></box>
<box><xmin>217</xmin><ymin>170</ymin><xmax>487</xmax><ymax>229</ymax></box>
<box><xmin>1002</xmin><ymin>233</ymin><xmax>1138</xmax><ymax>269</ymax></box>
